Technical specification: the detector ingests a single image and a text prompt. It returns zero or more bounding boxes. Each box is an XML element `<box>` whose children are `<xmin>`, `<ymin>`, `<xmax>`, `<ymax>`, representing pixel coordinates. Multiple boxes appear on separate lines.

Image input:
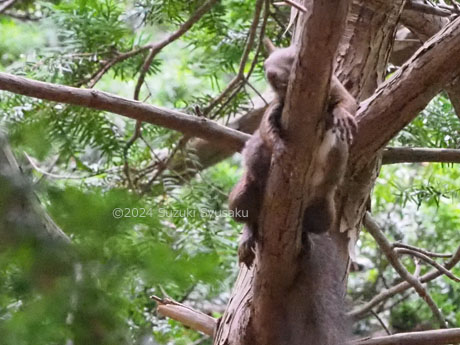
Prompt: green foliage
<box><xmin>1</xmin><ymin>0</ymin><xmax>460</xmax><ymax>343</ymax></box>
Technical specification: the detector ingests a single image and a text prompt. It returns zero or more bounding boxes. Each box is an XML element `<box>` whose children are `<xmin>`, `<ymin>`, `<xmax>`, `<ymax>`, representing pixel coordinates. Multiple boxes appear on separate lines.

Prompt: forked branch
<box><xmin>363</xmin><ymin>214</ymin><xmax>447</xmax><ymax>328</ymax></box>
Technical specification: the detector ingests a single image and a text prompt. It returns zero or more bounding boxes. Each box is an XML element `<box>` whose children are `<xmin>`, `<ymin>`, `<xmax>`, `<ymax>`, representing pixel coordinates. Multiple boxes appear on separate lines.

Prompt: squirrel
<box><xmin>228</xmin><ymin>38</ymin><xmax>357</xmax><ymax>267</ymax></box>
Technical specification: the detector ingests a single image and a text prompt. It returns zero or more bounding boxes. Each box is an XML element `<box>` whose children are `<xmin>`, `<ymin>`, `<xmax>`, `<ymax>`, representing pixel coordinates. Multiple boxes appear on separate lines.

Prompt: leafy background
<box><xmin>0</xmin><ymin>0</ymin><xmax>459</xmax><ymax>344</ymax></box>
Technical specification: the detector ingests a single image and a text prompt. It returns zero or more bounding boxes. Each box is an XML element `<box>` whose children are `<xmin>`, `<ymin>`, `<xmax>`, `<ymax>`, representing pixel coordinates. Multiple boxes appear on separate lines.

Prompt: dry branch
<box><xmin>363</xmin><ymin>214</ymin><xmax>447</xmax><ymax>328</ymax></box>
<box><xmin>351</xmin><ymin>328</ymin><xmax>460</xmax><ymax>345</ymax></box>
<box><xmin>152</xmin><ymin>296</ymin><xmax>217</xmax><ymax>336</ymax></box>
<box><xmin>0</xmin><ymin>73</ymin><xmax>249</xmax><ymax>151</ymax></box>
<box><xmin>392</xmin><ymin>242</ymin><xmax>453</xmax><ymax>258</ymax></box>
<box><xmin>382</xmin><ymin>147</ymin><xmax>460</xmax><ymax>164</ymax></box>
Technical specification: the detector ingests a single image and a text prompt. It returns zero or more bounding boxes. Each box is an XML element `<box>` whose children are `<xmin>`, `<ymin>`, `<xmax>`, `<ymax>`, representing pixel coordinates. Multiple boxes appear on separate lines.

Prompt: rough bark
<box><xmin>353</xmin><ymin>16</ymin><xmax>460</xmax><ymax>164</ymax></box>
<box><xmin>215</xmin><ymin>0</ymin><xmax>403</xmax><ymax>344</ymax></box>
<box><xmin>401</xmin><ymin>9</ymin><xmax>460</xmax><ymax>119</ymax></box>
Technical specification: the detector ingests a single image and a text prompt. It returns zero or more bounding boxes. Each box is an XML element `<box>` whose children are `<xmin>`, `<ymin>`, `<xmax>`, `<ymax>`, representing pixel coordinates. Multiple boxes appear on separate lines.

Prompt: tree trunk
<box><xmin>214</xmin><ymin>1</ymin><xmax>405</xmax><ymax>344</ymax></box>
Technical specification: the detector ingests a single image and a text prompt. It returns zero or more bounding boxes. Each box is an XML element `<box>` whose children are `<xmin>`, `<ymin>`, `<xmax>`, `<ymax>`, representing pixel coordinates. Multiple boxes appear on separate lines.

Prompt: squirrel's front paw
<box><xmin>238</xmin><ymin>225</ymin><xmax>256</xmax><ymax>268</ymax></box>
<box><xmin>332</xmin><ymin>106</ymin><xmax>357</xmax><ymax>144</ymax></box>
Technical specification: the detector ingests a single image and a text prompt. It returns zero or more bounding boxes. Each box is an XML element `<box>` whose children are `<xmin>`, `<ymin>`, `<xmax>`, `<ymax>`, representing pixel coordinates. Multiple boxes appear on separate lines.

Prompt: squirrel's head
<box><xmin>263</xmin><ymin>38</ymin><xmax>295</xmax><ymax>99</ymax></box>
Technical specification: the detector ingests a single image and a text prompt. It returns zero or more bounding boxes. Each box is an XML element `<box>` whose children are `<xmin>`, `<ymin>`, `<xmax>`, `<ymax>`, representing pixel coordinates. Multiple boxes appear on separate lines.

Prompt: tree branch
<box><xmin>0</xmin><ymin>73</ymin><xmax>249</xmax><ymax>151</ymax></box>
<box><xmin>273</xmin><ymin>0</ymin><xmax>307</xmax><ymax>13</ymax></box>
<box><xmin>202</xmin><ymin>0</ymin><xmax>264</xmax><ymax>116</ymax></box>
<box><xmin>394</xmin><ymin>248</ymin><xmax>460</xmax><ymax>283</ymax></box>
<box><xmin>81</xmin><ymin>0</ymin><xmax>218</xmax><ymax>88</ymax></box>
<box><xmin>363</xmin><ymin>213</ymin><xmax>447</xmax><ymax>328</ymax></box>
<box><xmin>151</xmin><ymin>296</ymin><xmax>217</xmax><ymax>336</ymax></box>
<box><xmin>353</xmin><ymin>16</ymin><xmax>460</xmax><ymax>165</ymax></box>
<box><xmin>349</xmin><ymin>244</ymin><xmax>460</xmax><ymax>319</ymax></box>
<box><xmin>0</xmin><ymin>0</ymin><xmax>17</xmax><ymax>14</ymax></box>
<box><xmin>404</xmin><ymin>1</ymin><xmax>452</xmax><ymax>17</ymax></box>
<box><xmin>401</xmin><ymin>8</ymin><xmax>460</xmax><ymax>119</ymax></box>
<box><xmin>351</xmin><ymin>328</ymin><xmax>460</xmax><ymax>345</ymax></box>
<box><xmin>392</xmin><ymin>242</ymin><xmax>453</xmax><ymax>258</ymax></box>
<box><xmin>133</xmin><ymin>0</ymin><xmax>219</xmax><ymax>100</ymax></box>
<box><xmin>382</xmin><ymin>147</ymin><xmax>460</xmax><ymax>164</ymax></box>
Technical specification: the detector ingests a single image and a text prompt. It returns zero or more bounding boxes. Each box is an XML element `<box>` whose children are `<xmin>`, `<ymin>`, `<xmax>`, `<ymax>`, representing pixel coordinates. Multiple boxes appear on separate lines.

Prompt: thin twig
<box><xmin>133</xmin><ymin>0</ymin><xmax>219</xmax><ymax>100</ymax></box>
<box><xmin>393</xmin><ymin>242</ymin><xmax>453</xmax><ymax>258</ymax></box>
<box><xmin>273</xmin><ymin>0</ymin><xmax>307</xmax><ymax>13</ymax></box>
<box><xmin>122</xmin><ymin>0</ymin><xmax>219</xmax><ymax>185</ymax></box>
<box><xmin>350</xmin><ymin>245</ymin><xmax>460</xmax><ymax>319</ymax></box>
<box><xmin>0</xmin><ymin>73</ymin><xmax>250</xmax><ymax>152</ymax></box>
<box><xmin>141</xmin><ymin>136</ymin><xmax>190</xmax><ymax>194</ymax></box>
<box><xmin>209</xmin><ymin>0</ymin><xmax>270</xmax><ymax>119</ymax></box>
<box><xmin>81</xmin><ymin>46</ymin><xmax>151</xmax><ymax>88</ymax></box>
<box><xmin>363</xmin><ymin>213</ymin><xmax>447</xmax><ymax>328</ymax></box>
<box><xmin>203</xmin><ymin>0</ymin><xmax>265</xmax><ymax>116</ymax></box>
<box><xmin>24</xmin><ymin>152</ymin><xmax>117</xmax><ymax>180</ymax></box>
<box><xmin>371</xmin><ymin>310</ymin><xmax>392</xmax><ymax>335</ymax></box>
<box><xmin>395</xmin><ymin>248</ymin><xmax>460</xmax><ymax>282</ymax></box>
<box><xmin>382</xmin><ymin>147</ymin><xmax>460</xmax><ymax>164</ymax></box>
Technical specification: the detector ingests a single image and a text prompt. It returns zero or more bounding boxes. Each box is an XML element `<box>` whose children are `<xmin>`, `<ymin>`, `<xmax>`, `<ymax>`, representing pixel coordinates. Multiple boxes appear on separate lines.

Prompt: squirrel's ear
<box><xmin>263</xmin><ymin>37</ymin><xmax>277</xmax><ymax>55</ymax></box>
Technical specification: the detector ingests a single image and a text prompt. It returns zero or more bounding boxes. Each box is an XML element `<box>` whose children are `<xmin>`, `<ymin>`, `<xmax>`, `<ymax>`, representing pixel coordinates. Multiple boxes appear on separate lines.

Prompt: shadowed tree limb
<box><xmin>350</xmin><ymin>328</ymin><xmax>460</xmax><ymax>345</ymax></box>
<box><xmin>382</xmin><ymin>147</ymin><xmax>460</xmax><ymax>164</ymax></box>
<box><xmin>363</xmin><ymin>213</ymin><xmax>448</xmax><ymax>328</ymax></box>
<box><xmin>0</xmin><ymin>133</ymin><xmax>70</xmax><ymax>245</ymax></box>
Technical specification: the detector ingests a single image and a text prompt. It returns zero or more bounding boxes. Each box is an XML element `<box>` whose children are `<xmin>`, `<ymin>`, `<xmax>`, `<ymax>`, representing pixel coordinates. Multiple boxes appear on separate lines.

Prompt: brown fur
<box><xmin>228</xmin><ymin>40</ymin><xmax>357</xmax><ymax>267</ymax></box>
